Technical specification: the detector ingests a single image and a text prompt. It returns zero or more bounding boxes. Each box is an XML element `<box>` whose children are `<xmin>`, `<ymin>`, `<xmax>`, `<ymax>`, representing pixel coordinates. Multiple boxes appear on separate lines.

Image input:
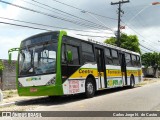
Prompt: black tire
<box><xmin>85</xmin><ymin>78</ymin><xmax>96</xmax><ymax>98</ymax></box>
<box><xmin>130</xmin><ymin>76</ymin><xmax>135</xmax><ymax>88</ymax></box>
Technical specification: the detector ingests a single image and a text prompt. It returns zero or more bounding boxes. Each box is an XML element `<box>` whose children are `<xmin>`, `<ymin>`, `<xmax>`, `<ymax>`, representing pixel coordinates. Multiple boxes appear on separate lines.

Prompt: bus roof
<box><xmin>21</xmin><ymin>31</ymin><xmax>140</xmax><ymax>56</ymax></box>
<box><xmin>66</xmin><ymin>31</ymin><xmax>140</xmax><ymax>56</ymax></box>
<box><xmin>22</xmin><ymin>31</ymin><xmax>59</xmax><ymax>42</ymax></box>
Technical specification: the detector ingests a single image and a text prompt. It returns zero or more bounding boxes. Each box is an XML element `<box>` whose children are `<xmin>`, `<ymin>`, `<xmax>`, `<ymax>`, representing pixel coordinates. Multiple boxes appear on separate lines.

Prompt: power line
<box><xmin>141</xmin><ymin>47</ymin><xmax>151</xmax><ymax>53</ymax></box>
<box><xmin>127</xmin><ymin>5</ymin><xmax>150</xmax><ymax>23</ymax></box>
<box><xmin>139</xmin><ymin>43</ymin><xmax>155</xmax><ymax>52</ymax></box>
<box><xmin>75</xmin><ymin>34</ymin><xmax>112</xmax><ymax>38</ymax></box>
<box><xmin>22</xmin><ymin>0</ymin><xmax>113</xmax><ymax>31</ymax></box>
<box><xmin>121</xmin><ymin>22</ymin><xmax>158</xmax><ymax>52</ymax></box>
<box><xmin>121</xmin><ymin>26</ymin><xmax>156</xmax><ymax>52</ymax></box>
<box><xmin>0</xmin><ymin>21</ymin><xmax>113</xmax><ymax>38</ymax></box>
<box><xmin>0</xmin><ymin>16</ymin><xmax>114</xmax><ymax>34</ymax></box>
<box><xmin>81</xmin><ymin>11</ymin><xmax>114</xmax><ymax>32</ymax></box>
<box><xmin>21</xmin><ymin>0</ymin><xmax>75</xmax><ymax>19</ymax></box>
<box><xmin>51</xmin><ymin>0</ymin><xmax>117</xmax><ymax>21</ymax></box>
<box><xmin>121</xmin><ymin>21</ymin><xmax>160</xmax><ymax>52</ymax></box>
<box><xmin>126</xmin><ymin>2</ymin><xmax>160</xmax><ymax>46</ymax></box>
<box><xmin>122</xmin><ymin>2</ymin><xmax>160</xmax><ymax>49</ymax></box>
<box><xmin>0</xmin><ymin>0</ymin><xmax>110</xmax><ymax>30</ymax></box>
<box><xmin>0</xmin><ymin>21</ymin><xmax>51</xmax><ymax>31</ymax></box>
<box><xmin>122</xmin><ymin>18</ymin><xmax>160</xmax><ymax>49</ymax></box>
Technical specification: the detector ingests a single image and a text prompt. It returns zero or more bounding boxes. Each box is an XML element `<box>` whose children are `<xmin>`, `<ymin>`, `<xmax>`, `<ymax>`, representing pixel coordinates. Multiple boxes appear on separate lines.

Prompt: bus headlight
<box><xmin>46</xmin><ymin>77</ymin><xmax>56</xmax><ymax>85</ymax></box>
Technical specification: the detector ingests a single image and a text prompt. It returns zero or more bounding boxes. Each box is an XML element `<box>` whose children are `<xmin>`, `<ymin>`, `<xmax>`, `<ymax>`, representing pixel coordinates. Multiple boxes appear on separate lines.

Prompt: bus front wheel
<box><xmin>85</xmin><ymin>78</ymin><xmax>95</xmax><ymax>98</ymax></box>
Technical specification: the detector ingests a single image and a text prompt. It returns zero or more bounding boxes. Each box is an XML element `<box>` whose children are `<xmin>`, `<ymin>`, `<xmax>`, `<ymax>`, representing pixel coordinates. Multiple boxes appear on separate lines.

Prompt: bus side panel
<box><xmin>106</xmin><ymin>65</ymin><xmax>123</xmax><ymax>88</ymax></box>
<box><xmin>126</xmin><ymin>67</ymin><xmax>142</xmax><ymax>85</ymax></box>
<box><xmin>63</xmin><ymin>79</ymin><xmax>85</xmax><ymax>95</ymax></box>
<box><xmin>62</xmin><ymin>63</ymin><xmax>98</xmax><ymax>95</ymax></box>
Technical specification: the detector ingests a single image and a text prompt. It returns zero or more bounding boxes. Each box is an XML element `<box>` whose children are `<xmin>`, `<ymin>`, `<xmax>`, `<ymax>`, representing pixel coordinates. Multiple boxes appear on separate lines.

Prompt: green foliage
<box><xmin>104</xmin><ymin>37</ymin><xmax>117</xmax><ymax>46</ymax></box>
<box><xmin>104</xmin><ymin>33</ymin><xmax>141</xmax><ymax>54</ymax></box>
<box><xmin>0</xmin><ymin>60</ymin><xmax>4</xmax><ymax>71</ymax></box>
<box><xmin>141</xmin><ymin>52</ymin><xmax>160</xmax><ymax>68</ymax></box>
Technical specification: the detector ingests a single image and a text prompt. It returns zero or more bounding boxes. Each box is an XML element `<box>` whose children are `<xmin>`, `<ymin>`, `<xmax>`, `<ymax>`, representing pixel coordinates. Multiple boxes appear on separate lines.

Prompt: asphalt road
<box><xmin>2</xmin><ymin>80</ymin><xmax>160</xmax><ymax>120</ymax></box>
<box><xmin>35</xmin><ymin>81</ymin><xmax>160</xmax><ymax>111</ymax></box>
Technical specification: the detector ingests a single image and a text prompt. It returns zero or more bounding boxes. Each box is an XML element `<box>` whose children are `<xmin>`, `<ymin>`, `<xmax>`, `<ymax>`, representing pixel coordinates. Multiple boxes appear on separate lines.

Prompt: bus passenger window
<box><xmin>81</xmin><ymin>42</ymin><xmax>94</xmax><ymax>63</ymax></box>
<box><xmin>125</xmin><ymin>53</ymin><xmax>132</xmax><ymax>67</ymax></box>
<box><xmin>131</xmin><ymin>54</ymin><xmax>137</xmax><ymax>67</ymax></box>
<box><xmin>66</xmin><ymin>45</ymin><xmax>80</xmax><ymax>65</ymax></box>
<box><xmin>111</xmin><ymin>49</ymin><xmax>119</xmax><ymax>65</ymax></box>
<box><xmin>105</xmin><ymin>48</ymin><xmax>112</xmax><ymax>64</ymax></box>
<box><xmin>136</xmin><ymin>56</ymin><xmax>141</xmax><ymax>67</ymax></box>
<box><xmin>61</xmin><ymin>44</ymin><xmax>66</xmax><ymax>63</ymax></box>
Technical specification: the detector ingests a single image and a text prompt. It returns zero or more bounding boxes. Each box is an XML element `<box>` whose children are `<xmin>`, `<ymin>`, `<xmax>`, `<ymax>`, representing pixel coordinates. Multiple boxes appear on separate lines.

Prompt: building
<box><xmin>0</xmin><ymin>59</ymin><xmax>16</xmax><ymax>90</ymax></box>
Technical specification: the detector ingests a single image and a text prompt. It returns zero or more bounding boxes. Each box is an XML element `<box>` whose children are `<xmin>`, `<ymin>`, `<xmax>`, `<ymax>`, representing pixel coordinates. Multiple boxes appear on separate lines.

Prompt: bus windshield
<box><xmin>19</xmin><ymin>42</ymin><xmax>57</xmax><ymax>76</ymax></box>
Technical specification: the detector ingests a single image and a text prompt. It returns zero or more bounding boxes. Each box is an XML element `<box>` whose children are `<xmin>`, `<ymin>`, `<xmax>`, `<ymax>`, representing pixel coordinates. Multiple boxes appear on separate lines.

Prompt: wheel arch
<box><xmin>130</xmin><ymin>74</ymin><xmax>135</xmax><ymax>79</ymax></box>
<box><xmin>130</xmin><ymin>74</ymin><xmax>135</xmax><ymax>85</ymax></box>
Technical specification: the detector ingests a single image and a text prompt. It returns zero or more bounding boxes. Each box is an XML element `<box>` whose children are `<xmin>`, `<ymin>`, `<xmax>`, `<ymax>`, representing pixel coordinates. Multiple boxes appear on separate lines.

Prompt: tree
<box><xmin>141</xmin><ymin>53</ymin><xmax>153</xmax><ymax>68</ymax></box>
<box><xmin>0</xmin><ymin>60</ymin><xmax>4</xmax><ymax>71</ymax></box>
<box><xmin>141</xmin><ymin>52</ymin><xmax>160</xmax><ymax>77</ymax></box>
<box><xmin>104</xmin><ymin>33</ymin><xmax>141</xmax><ymax>53</ymax></box>
<box><xmin>142</xmin><ymin>52</ymin><xmax>160</xmax><ymax>67</ymax></box>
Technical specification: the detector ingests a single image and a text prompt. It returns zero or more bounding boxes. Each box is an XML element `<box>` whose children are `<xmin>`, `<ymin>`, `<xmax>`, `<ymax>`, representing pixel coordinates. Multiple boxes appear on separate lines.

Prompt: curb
<box><xmin>0</xmin><ymin>99</ymin><xmax>32</xmax><ymax>108</ymax></box>
<box><xmin>0</xmin><ymin>102</ymin><xmax>16</xmax><ymax>107</ymax></box>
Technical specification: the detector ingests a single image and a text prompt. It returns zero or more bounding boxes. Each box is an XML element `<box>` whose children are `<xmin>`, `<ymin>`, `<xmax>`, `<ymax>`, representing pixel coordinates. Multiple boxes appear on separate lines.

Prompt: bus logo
<box><xmin>26</xmin><ymin>77</ymin><xmax>41</xmax><ymax>82</ymax></box>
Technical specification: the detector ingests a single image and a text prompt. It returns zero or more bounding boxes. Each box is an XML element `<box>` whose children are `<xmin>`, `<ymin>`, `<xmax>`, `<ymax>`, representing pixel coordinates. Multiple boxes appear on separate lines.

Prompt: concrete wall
<box><xmin>0</xmin><ymin>60</ymin><xmax>16</xmax><ymax>90</ymax></box>
<box><xmin>142</xmin><ymin>67</ymin><xmax>159</xmax><ymax>78</ymax></box>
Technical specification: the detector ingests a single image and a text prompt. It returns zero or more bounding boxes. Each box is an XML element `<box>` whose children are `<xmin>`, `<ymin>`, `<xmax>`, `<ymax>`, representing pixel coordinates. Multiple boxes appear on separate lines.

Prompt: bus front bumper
<box><xmin>18</xmin><ymin>85</ymin><xmax>63</xmax><ymax>96</ymax></box>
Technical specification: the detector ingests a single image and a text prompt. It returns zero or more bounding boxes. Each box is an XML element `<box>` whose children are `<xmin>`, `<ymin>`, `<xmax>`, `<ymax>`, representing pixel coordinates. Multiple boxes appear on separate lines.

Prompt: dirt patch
<box><xmin>136</xmin><ymin>78</ymin><xmax>160</xmax><ymax>87</ymax></box>
<box><xmin>2</xmin><ymin>90</ymin><xmax>18</xmax><ymax>99</ymax></box>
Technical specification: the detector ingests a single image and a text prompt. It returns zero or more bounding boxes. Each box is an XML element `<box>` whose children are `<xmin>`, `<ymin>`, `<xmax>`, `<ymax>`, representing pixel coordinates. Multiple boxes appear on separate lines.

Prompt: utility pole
<box><xmin>111</xmin><ymin>0</ymin><xmax>129</xmax><ymax>47</ymax></box>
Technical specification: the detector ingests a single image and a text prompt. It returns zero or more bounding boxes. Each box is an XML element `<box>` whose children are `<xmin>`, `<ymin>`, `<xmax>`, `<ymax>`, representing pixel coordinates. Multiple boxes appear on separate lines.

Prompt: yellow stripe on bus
<box><xmin>69</xmin><ymin>68</ymin><xmax>142</xmax><ymax>79</ymax></box>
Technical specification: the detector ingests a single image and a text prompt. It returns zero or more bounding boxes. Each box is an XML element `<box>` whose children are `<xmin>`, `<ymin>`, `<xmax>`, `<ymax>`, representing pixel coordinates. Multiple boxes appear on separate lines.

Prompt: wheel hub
<box><xmin>87</xmin><ymin>82</ymin><xmax>93</xmax><ymax>94</ymax></box>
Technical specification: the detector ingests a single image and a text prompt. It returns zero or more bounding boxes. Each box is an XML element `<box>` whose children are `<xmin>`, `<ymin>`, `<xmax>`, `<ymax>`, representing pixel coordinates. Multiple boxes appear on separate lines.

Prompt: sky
<box><xmin>0</xmin><ymin>0</ymin><xmax>160</xmax><ymax>59</ymax></box>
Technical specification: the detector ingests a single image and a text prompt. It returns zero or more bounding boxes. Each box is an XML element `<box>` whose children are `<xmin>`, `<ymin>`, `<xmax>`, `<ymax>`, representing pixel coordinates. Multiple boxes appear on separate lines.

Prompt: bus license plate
<box><xmin>30</xmin><ymin>88</ymin><xmax>37</xmax><ymax>92</ymax></box>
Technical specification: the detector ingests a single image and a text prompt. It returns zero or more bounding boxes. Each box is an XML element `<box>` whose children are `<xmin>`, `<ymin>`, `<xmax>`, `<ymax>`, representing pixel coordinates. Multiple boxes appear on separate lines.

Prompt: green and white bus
<box><xmin>8</xmin><ymin>31</ymin><xmax>142</xmax><ymax>98</ymax></box>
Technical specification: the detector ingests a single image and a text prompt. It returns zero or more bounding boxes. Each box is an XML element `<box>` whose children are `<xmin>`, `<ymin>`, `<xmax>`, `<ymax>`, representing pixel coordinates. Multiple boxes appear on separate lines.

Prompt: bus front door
<box><xmin>95</xmin><ymin>48</ymin><xmax>106</xmax><ymax>89</ymax></box>
<box><xmin>120</xmin><ymin>53</ymin><xmax>127</xmax><ymax>85</ymax></box>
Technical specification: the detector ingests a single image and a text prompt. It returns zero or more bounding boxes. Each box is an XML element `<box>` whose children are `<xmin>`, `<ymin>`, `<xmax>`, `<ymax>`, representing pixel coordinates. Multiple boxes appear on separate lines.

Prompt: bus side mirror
<box><xmin>8</xmin><ymin>53</ymin><xmax>12</xmax><ymax>64</ymax></box>
<box><xmin>66</xmin><ymin>50</ymin><xmax>73</xmax><ymax>62</ymax></box>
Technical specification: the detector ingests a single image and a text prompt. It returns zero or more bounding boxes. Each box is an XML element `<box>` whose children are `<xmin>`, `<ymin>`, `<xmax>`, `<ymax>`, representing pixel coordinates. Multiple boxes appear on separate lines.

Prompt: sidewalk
<box><xmin>0</xmin><ymin>90</ymin><xmax>44</xmax><ymax>107</ymax></box>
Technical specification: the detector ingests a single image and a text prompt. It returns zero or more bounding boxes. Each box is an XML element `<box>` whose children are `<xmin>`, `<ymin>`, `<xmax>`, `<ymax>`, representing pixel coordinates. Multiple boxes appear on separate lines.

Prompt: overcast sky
<box><xmin>0</xmin><ymin>0</ymin><xmax>160</xmax><ymax>59</ymax></box>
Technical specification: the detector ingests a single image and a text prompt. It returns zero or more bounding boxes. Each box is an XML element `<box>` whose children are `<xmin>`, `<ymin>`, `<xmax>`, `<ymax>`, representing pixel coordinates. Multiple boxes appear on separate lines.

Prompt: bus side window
<box><xmin>81</xmin><ymin>42</ymin><xmax>95</xmax><ymax>64</ymax></box>
<box><xmin>131</xmin><ymin>54</ymin><xmax>137</xmax><ymax>67</ymax></box>
<box><xmin>105</xmin><ymin>48</ymin><xmax>112</xmax><ymax>64</ymax></box>
<box><xmin>66</xmin><ymin>45</ymin><xmax>80</xmax><ymax>65</ymax></box>
<box><xmin>125</xmin><ymin>53</ymin><xmax>132</xmax><ymax>67</ymax></box>
<box><xmin>136</xmin><ymin>56</ymin><xmax>141</xmax><ymax>67</ymax></box>
<box><xmin>61</xmin><ymin>44</ymin><xmax>66</xmax><ymax>63</ymax></box>
<box><xmin>111</xmin><ymin>49</ymin><xmax>119</xmax><ymax>65</ymax></box>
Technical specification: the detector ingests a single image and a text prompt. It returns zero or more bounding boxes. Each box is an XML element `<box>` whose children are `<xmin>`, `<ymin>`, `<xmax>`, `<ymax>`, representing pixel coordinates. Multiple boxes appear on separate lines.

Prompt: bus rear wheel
<box><xmin>85</xmin><ymin>78</ymin><xmax>95</xmax><ymax>98</ymax></box>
